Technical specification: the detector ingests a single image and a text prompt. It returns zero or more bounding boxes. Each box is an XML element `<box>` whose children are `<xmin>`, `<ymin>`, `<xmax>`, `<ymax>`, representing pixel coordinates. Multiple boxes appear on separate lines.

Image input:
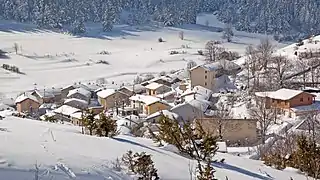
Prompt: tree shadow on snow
<box><xmin>212</xmin><ymin>162</ymin><xmax>273</xmax><ymax>180</ymax></box>
<box><xmin>112</xmin><ymin>137</ymin><xmax>166</xmax><ymax>154</ymax></box>
<box><xmin>0</xmin><ymin>21</ymin><xmax>52</xmax><ymax>34</ymax></box>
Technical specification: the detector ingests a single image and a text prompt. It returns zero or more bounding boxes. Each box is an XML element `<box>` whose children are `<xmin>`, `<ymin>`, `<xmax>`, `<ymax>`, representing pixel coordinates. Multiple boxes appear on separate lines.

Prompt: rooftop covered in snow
<box><xmin>96</xmin><ymin>89</ymin><xmax>116</xmax><ymax>99</ymax></box>
<box><xmin>67</xmin><ymin>87</ymin><xmax>91</xmax><ymax>98</ymax></box>
<box><xmin>255</xmin><ymin>88</ymin><xmax>315</xmax><ymax>100</ymax></box>
<box><xmin>145</xmin><ymin>82</ymin><xmax>166</xmax><ymax>90</ymax></box>
<box><xmin>15</xmin><ymin>93</ymin><xmax>39</xmax><ymax>104</ymax></box>
<box><xmin>129</xmin><ymin>94</ymin><xmax>160</xmax><ymax>105</ymax></box>
<box><xmin>53</xmin><ymin>105</ymin><xmax>81</xmax><ymax>116</ymax></box>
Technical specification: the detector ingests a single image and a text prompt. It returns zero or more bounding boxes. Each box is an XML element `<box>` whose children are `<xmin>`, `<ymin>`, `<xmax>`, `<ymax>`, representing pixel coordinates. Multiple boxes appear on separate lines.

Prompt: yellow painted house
<box><xmin>129</xmin><ymin>94</ymin><xmax>171</xmax><ymax>115</ymax></box>
<box><xmin>144</xmin><ymin>101</ymin><xmax>171</xmax><ymax>115</ymax></box>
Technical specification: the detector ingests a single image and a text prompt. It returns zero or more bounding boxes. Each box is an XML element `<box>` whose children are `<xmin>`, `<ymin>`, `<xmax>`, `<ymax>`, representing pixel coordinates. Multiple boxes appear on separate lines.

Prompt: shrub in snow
<box><xmin>158</xmin><ymin>37</ymin><xmax>163</xmax><ymax>43</ymax></box>
<box><xmin>296</xmin><ymin>39</ymin><xmax>304</xmax><ymax>46</ymax></box>
<box><xmin>98</xmin><ymin>50</ymin><xmax>111</xmax><ymax>55</ymax></box>
<box><xmin>144</xmin><ymin>73</ymin><xmax>155</xmax><ymax>81</ymax></box>
<box><xmin>159</xmin><ymin>71</ymin><xmax>166</xmax><ymax>76</ymax></box>
<box><xmin>96</xmin><ymin>60</ymin><xmax>110</xmax><ymax>65</ymax></box>
<box><xmin>169</xmin><ymin>50</ymin><xmax>179</xmax><ymax>55</ymax></box>
<box><xmin>110</xmin><ymin>158</ymin><xmax>123</xmax><ymax>172</ymax></box>
<box><xmin>122</xmin><ymin>150</ymin><xmax>159</xmax><ymax>179</ymax></box>
<box><xmin>181</xmin><ymin>44</ymin><xmax>191</xmax><ymax>49</ymax></box>
<box><xmin>197</xmin><ymin>50</ymin><xmax>204</xmax><ymax>55</ymax></box>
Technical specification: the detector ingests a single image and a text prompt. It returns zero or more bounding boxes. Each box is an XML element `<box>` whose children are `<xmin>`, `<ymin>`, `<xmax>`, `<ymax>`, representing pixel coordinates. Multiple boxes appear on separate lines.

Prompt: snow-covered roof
<box><xmin>53</xmin><ymin>105</ymin><xmax>80</xmax><ymax>116</ymax></box>
<box><xmin>290</xmin><ymin>101</ymin><xmax>320</xmax><ymax>113</ymax></box>
<box><xmin>269</xmin><ymin>89</ymin><xmax>305</xmax><ymax>100</ymax></box>
<box><xmin>156</xmin><ymin>90</ymin><xmax>176</xmax><ymax>98</ymax></box>
<box><xmin>39</xmin><ymin>111</ymin><xmax>56</xmax><ymax>120</ymax></box>
<box><xmin>15</xmin><ymin>93</ymin><xmax>39</xmax><ymax>104</ymax></box>
<box><xmin>145</xmin><ymin>82</ymin><xmax>164</xmax><ymax>90</ymax></box>
<box><xmin>146</xmin><ymin>110</ymin><xmax>180</xmax><ymax>121</ymax></box>
<box><xmin>39</xmin><ymin>103</ymin><xmax>57</xmax><ymax>109</ymax></box>
<box><xmin>96</xmin><ymin>89</ymin><xmax>116</xmax><ymax>99</ymax></box>
<box><xmin>256</xmin><ymin>88</ymin><xmax>315</xmax><ymax>100</ymax></box>
<box><xmin>190</xmin><ymin>60</ymin><xmax>241</xmax><ymax>73</ymax></box>
<box><xmin>181</xmin><ymin>86</ymin><xmax>213</xmax><ymax>102</ymax></box>
<box><xmin>187</xmin><ymin>99</ymin><xmax>210</xmax><ymax>112</ymax></box>
<box><xmin>64</xmin><ymin>98</ymin><xmax>88</xmax><ymax>105</ymax></box>
<box><xmin>129</xmin><ymin>95</ymin><xmax>160</xmax><ymax>105</ymax></box>
<box><xmin>70</xmin><ymin>112</ymin><xmax>83</xmax><ymax>119</ymax></box>
<box><xmin>33</xmin><ymin>89</ymin><xmax>55</xmax><ymax>98</ymax></box>
<box><xmin>67</xmin><ymin>88</ymin><xmax>91</xmax><ymax>98</ymax></box>
<box><xmin>170</xmin><ymin>102</ymin><xmax>203</xmax><ymax>121</ymax></box>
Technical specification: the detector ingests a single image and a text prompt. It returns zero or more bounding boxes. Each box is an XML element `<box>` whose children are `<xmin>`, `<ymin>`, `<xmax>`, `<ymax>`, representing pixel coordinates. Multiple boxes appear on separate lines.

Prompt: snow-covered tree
<box><xmin>222</xmin><ymin>23</ymin><xmax>234</xmax><ymax>42</ymax></box>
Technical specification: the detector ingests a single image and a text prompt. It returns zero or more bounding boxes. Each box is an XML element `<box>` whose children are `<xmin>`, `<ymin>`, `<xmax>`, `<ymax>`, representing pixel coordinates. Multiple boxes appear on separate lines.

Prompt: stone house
<box><xmin>118</xmin><ymin>86</ymin><xmax>134</xmax><ymax>96</ymax></box>
<box><xmin>61</xmin><ymin>84</ymin><xmax>77</xmax><ymax>99</ymax></box>
<box><xmin>15</xmin><ymin>93</ymin><xmax>40</xmax><ymax>114</ymax></box>
<box><xmin>189</xmin><ymin>60</ymin><xmax>241</xmax><ymax>91</ymax></box>
<box><xmin>67</xmin><ymin>87</ymin><xmax>91</xmax><ymax>103</ymax></box>
<box><xmin>196</xmin><ymin>118</ymin><xmax>258</xmax><ymax>145</ymax></box>
<box><xmin>97</xmin><ymin>89</ymin><xmax>130</xmax><ymax>110</ymax></box>
<box><xmin>64</xmin><ymin>98</ymin><xmax>88</xmax><ymax>110</ymax></box>
<box><xmin>31</xmin><ymin>89</ymin><xmax>61</xmax><ymax>104</ymax></box>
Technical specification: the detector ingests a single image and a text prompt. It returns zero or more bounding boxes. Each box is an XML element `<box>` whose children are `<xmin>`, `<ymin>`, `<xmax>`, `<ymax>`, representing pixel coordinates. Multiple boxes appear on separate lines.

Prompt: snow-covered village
<box><xmin>1</xmin><ymin>1</ymin><xmax>320</xmax><ymax>180</ymax></box>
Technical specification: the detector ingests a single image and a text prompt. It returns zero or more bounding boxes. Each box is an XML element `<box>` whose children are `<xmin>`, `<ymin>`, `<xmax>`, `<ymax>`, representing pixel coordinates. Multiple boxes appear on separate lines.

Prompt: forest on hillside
<box><xmin>0</xmin><ymin>0</ymin><xmax>319</xmax><ymax>40</ymax></box>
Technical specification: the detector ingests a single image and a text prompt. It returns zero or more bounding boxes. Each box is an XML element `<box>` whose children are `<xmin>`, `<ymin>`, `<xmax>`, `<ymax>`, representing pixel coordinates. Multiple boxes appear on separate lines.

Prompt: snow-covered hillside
<box><xmin>0</xmin><ymin>116</ymin><xmax>307</xmax><ymax>180</ymax></box>
<box><xmin>0</xmin><ymin>14</ymin><xmax>286</xmax><ymax>99</ymax></box>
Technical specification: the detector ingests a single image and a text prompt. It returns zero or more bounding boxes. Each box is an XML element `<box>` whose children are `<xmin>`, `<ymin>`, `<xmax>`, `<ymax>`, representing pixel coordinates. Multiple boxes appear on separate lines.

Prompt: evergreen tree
<box><xmin>96</xmin><ymin>113</ymin><xmax>118</xmax><ymax>137</ymax></box>
<box><xmin>102</xmin><ymin>0</ymin><xmax>116</xmax><ymax>32</ymax></box>
<box><xmin>71</xmin><ymin>0</ymin><xmax>86</xmax><ymax>33</ymax></box>
<box><xmin>83</xmin><ymin>109</ymin><xmax>97</xmax><ymax>135</ymax></box>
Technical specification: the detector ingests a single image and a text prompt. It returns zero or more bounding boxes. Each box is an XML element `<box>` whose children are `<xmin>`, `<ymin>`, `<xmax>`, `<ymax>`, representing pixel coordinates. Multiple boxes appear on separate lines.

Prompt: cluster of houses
<box><xmin>11</xmin><ymin>59</ymin><xmax>320</xmax><ymax>146</ymax></box>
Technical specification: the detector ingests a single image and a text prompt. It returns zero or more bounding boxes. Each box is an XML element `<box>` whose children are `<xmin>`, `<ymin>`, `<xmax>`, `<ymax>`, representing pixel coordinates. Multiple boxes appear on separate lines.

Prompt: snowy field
<box><xmin>0</xmin><ymin>116</ymin><xmax>308</xmax><ymax>180</ymax></box>
<box><xmin>0</xmin><ymin>14</ymin><xmax>286</xmax><ymax>99</ymax></box>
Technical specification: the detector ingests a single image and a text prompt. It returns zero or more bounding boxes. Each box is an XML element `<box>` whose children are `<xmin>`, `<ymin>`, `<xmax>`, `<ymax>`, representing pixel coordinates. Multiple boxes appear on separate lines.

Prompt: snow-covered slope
<box><xmin>0</xmin><ymin>116</ymin><xmax>307</xmax><ymax>180</ymax></box>
<box><xmin>0</xmin><ymin>14</ymin><xmax>285</xmax><ymax>99</ymax></box>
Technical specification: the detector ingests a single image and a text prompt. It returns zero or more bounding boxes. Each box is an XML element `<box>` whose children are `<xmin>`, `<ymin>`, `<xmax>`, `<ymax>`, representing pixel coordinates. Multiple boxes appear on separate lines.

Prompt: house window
<box><xmin>300</xmin><ymin>98</ymin><xmax>303</xmax><ymax>102</ymax></box>
<box><xmin>205</xmin><ymin>75</ymin><xmax>207</xmax><ymax>79</ymax></box>
<box><xmin>204</xmin><ymin>82</ymin><xmax>207</xmax><ymax>86</ymax></box>
<box><xmin>308</xmin><ymin>97</ymin><xmax>310</xmax><ymax>101</ymax></box>
<box><xmin>205</xmin><ymin>71</ymin><xmax>207</xmax><ymax>73</ymax></box>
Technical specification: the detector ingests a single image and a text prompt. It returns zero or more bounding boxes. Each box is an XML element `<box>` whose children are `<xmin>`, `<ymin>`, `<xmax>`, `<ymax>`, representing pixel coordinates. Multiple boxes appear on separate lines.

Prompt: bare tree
<box><xmin>244</xmin><ymin>45</ymin><xmax>259</xmax><ymax>93</ymax></box>
<box><xmin>13</xmin><ymin>43</ymin><xmax>19</xmax><ymax>54</ymax></box>
<box><xmin>205</xmin><ymin>41</ymin><xmax>224</xmax><ymax>62</ymax></box>
<box><xmin>179</xmin><ymin>31</ymin><xmax>184</xmax><ymax>40</ymax></box>
<box><xmin>214</xmin><ymin>102</ymin><xmax>232</xmax><ymax>140</ymax></box>
<box><xmin>296</xmin><ymin>58</ymin><xmax>309</xmax><ymax>88</ymax></box>
<box><xmin>268</xmin><ymin>55</ymin><xmax>292</xmax><ymax>89</ymax></box>
<box><xmin>249</xmin><ymin>96</ymin><xmax>276</xmax><ymax>144</ymax></box>
<box><xmin>205</xmin><ymin>20</ymin><xmax>209</xmax><ymax>26</ymax></box>
<box><xmin>301</xmin><ymin>112</ymin><xmax>320</xmax><ymax>143</ymax></box>
<box><xmin>222</xmin><ymin>23</ymin><xmax>234</xmax><ymax>42</ymax></box>
<box><xmin>256</xmin><ymin>38</ymin><xmax>274</xmax><ymax>70</ymax></box>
